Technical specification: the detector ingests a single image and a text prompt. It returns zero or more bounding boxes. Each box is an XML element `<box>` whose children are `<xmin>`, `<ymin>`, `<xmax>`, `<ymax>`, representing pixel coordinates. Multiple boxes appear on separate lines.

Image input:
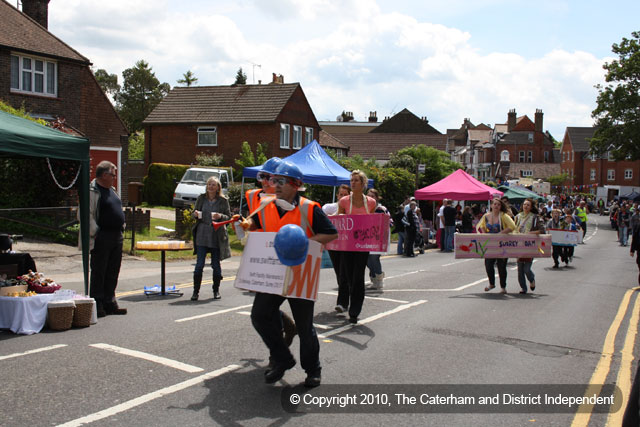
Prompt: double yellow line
<box><xmin>116</xmin><ymin>276</ymin><xmax>237</xmax><ymax>298</ymax></box>
<box><xmin>572</xmin><ymin>286</ymin><xmax>640</xmax><ymax>426</ymax></box>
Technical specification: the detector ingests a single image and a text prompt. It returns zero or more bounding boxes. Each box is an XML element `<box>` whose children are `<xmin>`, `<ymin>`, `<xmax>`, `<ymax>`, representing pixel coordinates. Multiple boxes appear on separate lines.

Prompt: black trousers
<box><xmin>552</xmin><ymin>245</ymin><xmax>564</xmax><ymax>265</ymax></box>
<box><xmin>90</xmin><ymin>230</ymin><xmax>123</xmax><ymax>306</ymax></box>
<box><xmin>484</xmin><ymin>258</ymin><xmax>508</xmax><ymax>288</ymax></box>
<box><xmin>336</xmin><ymin>251</ymin><xmax>369</xmax><ymax>318</ymax></box>
<box><xmin>404</xmin><ymin>227</ymin><xmax>416</xmax><ymax>256</ymax></box>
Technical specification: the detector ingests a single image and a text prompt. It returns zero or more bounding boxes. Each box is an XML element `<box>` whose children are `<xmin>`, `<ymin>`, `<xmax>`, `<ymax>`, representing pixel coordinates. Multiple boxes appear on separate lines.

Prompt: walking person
<box><xmin>576</xmin><ymin>200</ymin><xmax>588</xmax><ymax>241</ymax></box>
<box><xmin>403</xmin><ymin>201</ymin><xmax>418</xmax><ymax>257</ymax></box>
<box><xmin>515</xmin><ymin>199</ymin><xmax>544</xmax><ymax>294</ymax></box>
<box><xmin>630</xmin><ymin>221</ymin><xmax>640</xmax><ymax>287</ymax></box>
<box><xmin>86</xmin><ymin>161</ymin><xmax>127</xmax><ymax>318</ymax></box>
<box><xmin>336</xmin><ymin>170</ymin><xmax>377</xmax><ymax>323</ymax></box>
<box><xmin>477</xmin><ymin>197</ymin><xmax>516</xmax><ymax>294</ymax></box>
<box><xmin>618</xmin><ymin>203</ymin><xmax>631</xmax><ymax>246</ymax></box>
<box><xmin>366</xmin><ymin>188</ymin><xmax>390</xmax><ymax>290</ymax></box>
<box><xmin>191</xmin><ymin>176</ymin><xmax>231</xmax><ymax>300</ymax></box>
<box><xmin>243</xmin><ymin>160</ymin><xmax>337</xmax><ymax>387</ymax></box>
<box><xmin>547</xmin><ymin>209</ymin><xmax>567</xmax><ymax>268</ymax></box>
<box><xmin>443</xmin><ymin>199</ymin><xmax>457</xmax><ymax>252</ymax></box>
<box><xmin>324</xmin><ymin>185</ymin><xmax>350</xmax><ymax>312</ymax></box>
<box><xmin>461</xmin><ymin>205</ymin><xmax>474</xmax><ymax>233</ymax></box>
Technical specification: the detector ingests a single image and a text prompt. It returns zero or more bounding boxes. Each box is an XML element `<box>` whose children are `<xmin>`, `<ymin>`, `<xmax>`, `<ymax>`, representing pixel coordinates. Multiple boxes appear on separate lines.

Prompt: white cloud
<box><xmin>47</xmin><ymin>0</ymin><xmax>608</xmax><ymax>137</ymax></box>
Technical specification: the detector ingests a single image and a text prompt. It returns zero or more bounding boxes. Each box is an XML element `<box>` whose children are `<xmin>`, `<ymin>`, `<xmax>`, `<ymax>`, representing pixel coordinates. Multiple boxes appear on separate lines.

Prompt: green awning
<box><xmin>497</xmin><ymin>185</ymin><xmax>546</xmax><ymax>203</ymax></box>
<box><xmin>0</xmin><ymin>110</ymin><xmax>91</xmax><ymax>294</ymax></box>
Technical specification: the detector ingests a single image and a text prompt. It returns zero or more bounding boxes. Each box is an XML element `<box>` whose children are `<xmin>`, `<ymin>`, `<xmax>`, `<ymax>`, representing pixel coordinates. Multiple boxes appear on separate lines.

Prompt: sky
<box><xmin>43</xmin><ymin>0</ymin><xmax>640</xmax><ymax>140</ymax></box>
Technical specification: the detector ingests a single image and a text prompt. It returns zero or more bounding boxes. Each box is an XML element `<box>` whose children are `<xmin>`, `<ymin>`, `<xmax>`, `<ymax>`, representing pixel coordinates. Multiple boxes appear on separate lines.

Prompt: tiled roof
<box><xmin>318</xmin><ymin>130</ymin><xmax>349</xmax><ymax>150</ymax></box>
<box><xmin>143</xmin><ymin>83</ymin><xmax>300</xmax><ymax>124</ymax></box>
<box><xmin>566</xmin><ymin>127</ymin><xmax>596</xmax><ymax>152</ymax></box>
<box><xmin>371</xmin><ymin>108</ymin><xmax>441</xmax><ymax>134</ymax></box>
<box><xmin>329</xmin><ymin>132</ymin><xmax>447</xmax><ymax>160</ymax></box>
<box><xmin>0</xmin><ymin>0</ymin><xmax>89</xmax><ymax>63</ymax></box>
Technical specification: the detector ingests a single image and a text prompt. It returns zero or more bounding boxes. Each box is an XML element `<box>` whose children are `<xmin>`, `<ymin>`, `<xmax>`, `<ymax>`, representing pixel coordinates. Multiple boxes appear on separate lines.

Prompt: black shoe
<box><xmin>264</xmin><ymin>358</ymin><xmax>296</xmax><ymax>384</ymax></box>
<box><xmin>349</xmin><ymin>316</ymin><xmax>358</xmax><ymax>324</ymax></box>
<box><xmin>552</xmin><ymin>264</ymin><xmax>559</xmax><ymax>269</ymax></box>
<box><xmin>304</xmin><ymin>372</ymin><xmax>321</xmax><ymax>388</ymax></box>
<box><xmin>213</xmin><ymin>291</ymin><xmax>221</xmax><ymax>300</ymax></box>
<box><xmin>190</xmin><ymin>291</ymin><xmax>199</xmax><ymax>301</ymax></box>
<box><xmin>104</xmin><ymin>303</ymin><xmax>127</xmax><ymax>315</ymax></box>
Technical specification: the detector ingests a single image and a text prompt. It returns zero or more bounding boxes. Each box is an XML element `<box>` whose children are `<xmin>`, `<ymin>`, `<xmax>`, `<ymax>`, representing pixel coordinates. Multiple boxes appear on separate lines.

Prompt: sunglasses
<box><xmin>268</xmin><ymin>176</ymin><xmax>292</xmax><ymax>186</ymax></box>
<box><xmin>257</xmin><ymin>172</ymin><xmax>272</xmax><ymax>181</ymax></box>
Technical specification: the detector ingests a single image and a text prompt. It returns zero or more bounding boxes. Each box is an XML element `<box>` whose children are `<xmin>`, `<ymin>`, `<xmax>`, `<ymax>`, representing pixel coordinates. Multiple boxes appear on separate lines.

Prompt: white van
<box><xmin>172</xmin><ymin>167</ymin><xmax>231</xmax><ymax>208</ymax></box>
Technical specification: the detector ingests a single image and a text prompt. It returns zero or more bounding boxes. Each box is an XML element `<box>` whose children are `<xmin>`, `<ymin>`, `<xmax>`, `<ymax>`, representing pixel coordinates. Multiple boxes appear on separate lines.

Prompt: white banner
<box><xmin>234</xmin><ymin>232</ymin><xmax>322</xmax><ymax>301</ymax></box>
<box><xmin>548</xmin><ymin>228</ymin><xmax>580</xmax><ymax>246</ymax></box>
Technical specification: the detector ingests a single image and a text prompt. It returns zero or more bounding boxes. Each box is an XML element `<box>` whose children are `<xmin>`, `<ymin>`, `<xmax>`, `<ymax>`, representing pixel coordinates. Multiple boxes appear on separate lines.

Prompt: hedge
<box><xmin>142</xmin><ymin>163</ymin><xmax>190</xmax><ymax>206</ymax></box>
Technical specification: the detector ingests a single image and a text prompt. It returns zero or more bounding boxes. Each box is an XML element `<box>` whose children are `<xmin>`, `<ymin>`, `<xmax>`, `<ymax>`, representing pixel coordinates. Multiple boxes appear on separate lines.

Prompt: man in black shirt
<box><xmin>443</xmin><ymin>199</ymin><xmax>457</xmax><ymax>252</ymax></box>
<box><xmin>89</xmin><ymin>161</ymin><xmax>126</xmax><ymax>317</ymax></box>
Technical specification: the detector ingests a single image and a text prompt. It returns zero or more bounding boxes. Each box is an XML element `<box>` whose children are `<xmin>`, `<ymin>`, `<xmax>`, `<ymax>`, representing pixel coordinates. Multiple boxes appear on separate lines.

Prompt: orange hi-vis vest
<box><xmin>245</xmin><ymin>188</ymin><xmax>271</xmax><ymax>232</ymax></box>
<box><xmin>262</xmin><ymin>196</ymin><xmax>318</xmax><ymax>237</ymax></box>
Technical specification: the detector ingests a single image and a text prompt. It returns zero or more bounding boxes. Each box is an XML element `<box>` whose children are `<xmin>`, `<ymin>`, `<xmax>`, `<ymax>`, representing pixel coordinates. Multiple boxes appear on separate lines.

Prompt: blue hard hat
<box><xmin>261</xmin><ymin>157</ymin><xmax>282</xmax><ymax>174</ymax></box>
<box><xmin>273</xmin><ymin>160</ymin><xmax>303</xmax><ymax>182</ymax></box>
<box><xmin>273</xmin><ymin>224</ymin><xmax>309</xmax><ymax>266</ymax></box>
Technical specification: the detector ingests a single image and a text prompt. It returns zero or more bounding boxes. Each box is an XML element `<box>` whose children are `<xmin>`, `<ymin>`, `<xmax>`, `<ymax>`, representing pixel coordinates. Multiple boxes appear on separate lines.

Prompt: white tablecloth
<box><xmin>0</xmin><ymin>294</ymin><xmax>55</xmax><ymax>335</ymax></box>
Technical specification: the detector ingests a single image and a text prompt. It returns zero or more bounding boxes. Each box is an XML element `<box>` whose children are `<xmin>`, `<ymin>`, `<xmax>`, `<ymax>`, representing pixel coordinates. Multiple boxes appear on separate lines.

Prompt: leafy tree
<box><xmin>234</xmin><ymin>67</ymin><xmax>247</xmax><ymax>85</ymax></box>
<box><xmin>590</xmin><ymin>31</ymin><xmax>640</xmax><ymax>160</ymax></box>
<box><xmin>547</xmin><ymin>172</ymin><xmax>569</xmax><ymax>187</ymax></box>
<box><xmin>386</xmin><ymin>145</ymin><xmax>461</xmax><ymax>188</ymax></box>
<box><xmin>195</xmin><ymin>153</ymin><xmax>224</xmax><ymax>166</ymax></box>
<box><xmin>93</xmin><ymin>68</ymin><xmax>120</xmax><ymax>96</ymax></box>
<box><xmin>128</xmin><ymin>131</ymin><xmax>145</xmax><ymax>160</ymax></box>
<box><xmin>177</xmin><ymin>70</ymin><xmax>198</xmax><ymax>87</ymax></box>
<box><xmin>115</xmin><ymin>60</ymin><xmax>170</xmax><ymax>132</ymax></box>
<box><xmin>233</xmin><ymin>141</ymin><xmax>268</xmax><ymax>181</ymax></box>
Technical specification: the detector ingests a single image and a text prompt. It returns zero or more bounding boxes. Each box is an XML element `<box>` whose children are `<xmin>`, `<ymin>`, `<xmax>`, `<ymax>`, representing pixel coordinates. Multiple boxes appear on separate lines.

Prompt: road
<box><xmin>1</xmin><ymin>214</ymin><xmax>638</xmax><ymax>426</ymax></box>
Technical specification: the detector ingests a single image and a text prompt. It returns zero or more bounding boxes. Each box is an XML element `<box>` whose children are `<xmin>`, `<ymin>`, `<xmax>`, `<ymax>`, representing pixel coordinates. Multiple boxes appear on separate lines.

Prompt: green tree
<box><xmin>590</xmin><ymin>31</ymin><xmax>640</xmax><ymax>160</ymax></box>
<box><xmin>128</xmin><ymin>131</ymin><xmax>145</xmax><ymax>160</ymax></box>
<box><xmin>386</xmin><ymin>145</ymin><xmax>461</xmax><ymax>188</ymax></box>
<box><xmin>234</xmin><ymin>67</ymin><xmax>247</xmax><ymax>85</ymax></box>
<box><xmin>233</xmin><ymin>141</ymin><xmax>268</xmax><ymax>181</ymax></box>
<box><xmin>93</xmin><ymin>68</ymin><xmax>120</xmax><ymax>96</ymax></box>
<box><xmin>177</xmin><ymin>70</ymin><xmax>198</xmax><ymax>87</ymax></box>
<box><xmin>115</xmin><ymin>60</ymin><xmax>170</xmax><ymax>132</ymax></box>
<box><xmin>547</xmin><ymin>172</ymin><xmax>569</xmax><ymax>187</ymax></box>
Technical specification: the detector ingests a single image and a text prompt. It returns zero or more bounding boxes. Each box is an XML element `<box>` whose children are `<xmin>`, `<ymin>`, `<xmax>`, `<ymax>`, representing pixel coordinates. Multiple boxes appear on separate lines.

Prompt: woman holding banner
<box><xmin>336</xmin><ymin>170</ymin><xmax>377</xmax><ymax>323</ymax></box>
<box><xmin>477</xmin><ymin>197</ymin><xmax>516</xmax><ymax>294</ymax></box>
<box><xmin>366</xmin><ymin>188</ymin><xmax>391</xmax><ymax>290</ymax></box>
<box><xmin>515</xmin><ymin>199</ymin><xmax>544</xmax><ymax>294</ymax></box>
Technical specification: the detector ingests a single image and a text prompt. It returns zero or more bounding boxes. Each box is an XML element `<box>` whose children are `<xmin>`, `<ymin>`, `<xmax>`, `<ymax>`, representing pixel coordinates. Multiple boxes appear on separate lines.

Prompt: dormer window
<box><xmin>10</xmin><ymin>54</ymin><xmax>57</xmax><ymax>97</ymax></box>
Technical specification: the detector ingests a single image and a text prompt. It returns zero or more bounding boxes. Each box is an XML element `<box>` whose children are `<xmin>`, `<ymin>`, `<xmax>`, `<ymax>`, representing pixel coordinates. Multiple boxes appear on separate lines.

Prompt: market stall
<box><xmin>0</xmin><ymin>110</ymin><xmax>92</xmax><ymax>334</ymax></box>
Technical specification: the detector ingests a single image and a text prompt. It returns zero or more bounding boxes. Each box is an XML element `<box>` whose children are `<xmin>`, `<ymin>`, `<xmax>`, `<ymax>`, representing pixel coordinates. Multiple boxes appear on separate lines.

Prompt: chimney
<box><xmin>22</xmin><ymin>0</ymin><xmax>50</xmax><ymax>29</ymax></box>
<box><xmin>535</xmin><ymin>109</ymin><xmax>543</xmax><ymax>132</ymax></box>
<box><xmin>368</xmin><ymin>111</ymin><xmax>377</xmax><ymax>123</ymax></box>
<box><xmin>507</xmin><ymin>109</ymin><xmax>516</xmax><ymax>131</ymax></box>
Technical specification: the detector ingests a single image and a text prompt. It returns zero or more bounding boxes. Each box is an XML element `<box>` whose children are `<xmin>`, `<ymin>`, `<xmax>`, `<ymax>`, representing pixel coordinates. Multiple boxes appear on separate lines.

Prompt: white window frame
<box><xmin>519</xmin><ymin>151</ymin><xmax>525</xmax><ymax>162</ymax></box>
<box><xmin>562</xmin><ymin>152</ymin><xmax>566</xmax><ymax>162</ymax></box>
<box><xmin>500</xmin><ymin>150</ymin><xmax>509</xmax><ymax>161</ymax></box>
<box><xmin>292</xmin><ymin>125</ymin><xmax>302</xmax><ymax>150</ymax></box>
<box><xmin>607</xmin><ymin>169</ymin><xmax>615</xmax><ymax>181</ymax></box>
<box><xmin>528</xmin><ymin>133</ymin><xmax>533</xmax><ymax>142</ymax></box>
<box><xmin>280</xmin><ymin>123</ymin><xmax>290</xmax><ymax>149</ymax></box>
<box><xmin>590</xmin><ymin>169</ymin><xmax>596</xmax><ymax>181</ymax></box>
<box><xmin>197</xmin><ymin>127</ymin><xmax>217</xmax><ymax>146</ymax></box>
<box><xmin>625</xmin><ymin>169</ymin><xmax>633</xmax><ymax>180</ymax></box>
<box><xmin>305</xmin><ymin>127</ymin><xmax>314</xmax><ymax>144</ymax></box>
<box><xmin>521</xmin><ymin>170</ymin><xmax>533</xmax><ymax>177</ymax></box>
<box><xmin>10</xmin><ymin>53</ymin><xmax>57</xmax><ymax>97</ymax></box>
<box><xmin>527</xmin><ymin>151</ymin><xmax>533</xmax><ymax>163</ymax></box>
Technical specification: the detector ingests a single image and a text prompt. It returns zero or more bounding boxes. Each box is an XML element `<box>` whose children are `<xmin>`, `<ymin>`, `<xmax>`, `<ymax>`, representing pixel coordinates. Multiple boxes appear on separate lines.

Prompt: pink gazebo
<box><xmin>414</xmin><ymin>169</ymin><xmax>502</xmax><ymax>201</ymax></box>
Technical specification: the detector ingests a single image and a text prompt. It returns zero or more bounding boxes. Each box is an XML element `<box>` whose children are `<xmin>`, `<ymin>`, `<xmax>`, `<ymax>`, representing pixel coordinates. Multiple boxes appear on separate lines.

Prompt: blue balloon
<box><xmin>273</xmin><ymin>224</ymin><xmax>309</xmax><ymax>266</ymax></box>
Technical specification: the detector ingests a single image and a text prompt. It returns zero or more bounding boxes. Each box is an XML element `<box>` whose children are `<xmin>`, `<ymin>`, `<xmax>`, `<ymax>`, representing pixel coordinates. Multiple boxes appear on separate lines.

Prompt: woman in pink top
<box><xmin>335</xmin><ymin>170</ymin><xmax>377</xmax><ymax>324</ymax></box>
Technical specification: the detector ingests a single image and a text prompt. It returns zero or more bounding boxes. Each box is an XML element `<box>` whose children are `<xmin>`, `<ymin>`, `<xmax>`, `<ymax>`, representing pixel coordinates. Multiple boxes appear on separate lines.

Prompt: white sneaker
<box><xmin>334</xmin><ymin>304</ymin><xmax>346</xmax><ymax>313</ymax></box>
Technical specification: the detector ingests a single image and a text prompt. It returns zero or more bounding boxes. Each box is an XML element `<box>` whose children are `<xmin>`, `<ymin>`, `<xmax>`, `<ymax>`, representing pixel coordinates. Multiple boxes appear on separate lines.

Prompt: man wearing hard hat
<box><xmin>242</xmin><ymin>160</ymin><xmax>337</xmax><ymax>387</ymax></box>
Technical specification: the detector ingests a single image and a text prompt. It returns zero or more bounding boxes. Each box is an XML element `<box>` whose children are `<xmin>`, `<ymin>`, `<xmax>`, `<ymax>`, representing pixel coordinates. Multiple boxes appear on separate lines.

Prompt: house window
<box><xmin>280</xmin><ymin>124</ymin><xmax>290</xmax><ymax>149</ymax></box>
<box><xmin>544</xmin><ymin>151</ymin><xmax>549</xmax><ymax>162</ymax></box>
<box><xmin>607</xmin><ymin>169</ymin><xmax>615</xmax><ymax>181</ymax></box>
<box><xmin>521</xmin><ymin>170</ymin><xmax>533</xmax><ymax>177</ymax></box>
<box><xmin>500</xmin><ymin>150</ymin><xmax>509</xmax><ymax>161</ymax></box>
<box><xmin>519</xmin><ymin>151</ymin><xmax>525</xmax><ymax>162</ymax></box>
<box><xmin>10</xmin><ymin>54</ymin><xmax>57</xmax><ymax>96</ymax></box>
<box><xmin>528</xmin><ymin>133</ymin><xmax>533</xmax><ymax>142</ymax></box>
<box><xmin>590</xmin><ymin>169</ymin><xmax>596</xmax><ymax>181</ymax></box>
<box><xmin>292</xmin><ymin>125</ymin><xmax>302</xmax><ymax>150</ymax></box>
<box><xmin>527</xmin><ymin>151</ymin><xmax>533</xmax><ymax>163</ymax></box>
<box><xmin>625</xmin><ymin>169</ymin><xmax>633</xmax><ymax>180</ymax></box>
<box><xmin>197</xmin><ymin>127</ymin><xmax>217</xmax><ymax>146</ymax></box>
<box><xmin>562</xmin><ymin>152</ymin><xmax>566</xmax><ymax>162</ymax></box>
<box><xmin>305</xmin><ymin>127</ymin><xmax>314</xmax><ymax>144</ymax></box>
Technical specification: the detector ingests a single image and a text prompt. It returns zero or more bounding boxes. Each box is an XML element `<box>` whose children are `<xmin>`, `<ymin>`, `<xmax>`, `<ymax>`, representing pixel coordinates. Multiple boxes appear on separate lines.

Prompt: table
<box><xmin>135</xmin><ymin>241</ymin><xmax>190</xmax><ymax>297</ymax></box>
<box><xmin>0</xmin><ymin>294</ymin><xmax>54</xmax><ymax>334</ymax></box>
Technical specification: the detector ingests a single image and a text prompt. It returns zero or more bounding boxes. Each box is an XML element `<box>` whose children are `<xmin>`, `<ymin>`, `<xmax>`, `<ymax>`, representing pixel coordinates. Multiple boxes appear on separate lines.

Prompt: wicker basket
<box><xmin>47</xmin><ymin>300</ymin><xmax>75</xmax><ymax>331</ymax></box>
<box><xmin>72</xmin><ymin>298</ymin><xmax>94</xmax><ymax>328</ymax></box>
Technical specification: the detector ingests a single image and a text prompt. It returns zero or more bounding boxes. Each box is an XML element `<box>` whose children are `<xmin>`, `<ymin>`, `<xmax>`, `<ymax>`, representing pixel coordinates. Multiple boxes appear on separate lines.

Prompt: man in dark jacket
<box><xmin>404</xmin><ymin>201</ymin><xmax>417</xmax><ymax>257</ymax></box>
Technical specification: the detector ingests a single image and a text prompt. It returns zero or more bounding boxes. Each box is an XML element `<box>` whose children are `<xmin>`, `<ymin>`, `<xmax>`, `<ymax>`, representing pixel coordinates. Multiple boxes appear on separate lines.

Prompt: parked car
<box><xmin>172</xmin><ymin>167</ymin><xmax>231</xmax><ymax>208</ymax></box>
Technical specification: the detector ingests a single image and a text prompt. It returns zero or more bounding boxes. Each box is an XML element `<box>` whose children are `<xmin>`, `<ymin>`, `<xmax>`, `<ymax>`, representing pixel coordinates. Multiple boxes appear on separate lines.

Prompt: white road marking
<box><xmin>57</xmin><ymin>364</ymin><xmax>241</xmax><ymax>427</ymax></box>
<box><xmin>89</xmin><ymin>343</ymin><xmax>203</xmax><ymax>373</ymax></box>
<box><xmin>442</xmin><ymin>259</ymin><xmax>473</xmax><ymax>267</ymax></box>
<box><xmin>0</xmin><ymin>344</ymin><xmax>67</xmax><ymax>361</ymax></box>
<box><xmin>382</xmin><ymin>277</ymin><xmax>490</xmax><ymax>292</ymax></box>
<box><xmin>318</xmin><ymin>300</ymin><xmax>427</xmax><ymax>338</ymax></box>
<box><xmin>237</xmin><ymin>311</ymin><xmax>251</xmax><ymax>315</ymax></box>
<box><xmin>175</xmin><ymin>304</ymin><xmax>253</xmax><ymax>323</ymax></box>
<box><xmin>319</xmin><ymin>291</ymin><xmax>408</xmax><ymax>303</ymax></box>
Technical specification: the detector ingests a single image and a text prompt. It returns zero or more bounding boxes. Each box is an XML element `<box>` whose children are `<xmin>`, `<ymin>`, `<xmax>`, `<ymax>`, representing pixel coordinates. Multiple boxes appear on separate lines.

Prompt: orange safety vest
<box><xmin>262</xmin><ymin>196</ymin><xmax>318</xmax><ymax>237</ymax></box>
<box><xmin>245</xmin><ymin>188</ymin><xmax>272</xmax><ymax>232</ymax></box>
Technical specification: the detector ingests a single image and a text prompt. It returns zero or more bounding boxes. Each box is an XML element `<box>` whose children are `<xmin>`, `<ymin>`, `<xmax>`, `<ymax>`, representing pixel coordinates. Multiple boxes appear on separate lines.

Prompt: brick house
<box><xmin>560</xmin><ymin>126</ymin><xmax>640</xmax><ymax>199</ymax></box>
<box><xmin>0</xmin><ymin>0</ymin><xmax>129</xmax><ymax>198</ymax></box>
<box><xmin>447</xmin><ymin>119</ymin><xmax>494</xmax><ymax>181</ymax></box>
<box><xmin>142</xmin><ymin>77</ymin><xmax>320</xmax><ymax>169</ymax></box>
<box><xmin>493</xmin><ymin>109</ymin><xmax>559</xmax><ymax>182</ymax></box>
<box><xmin>323</xmin><ymin>108</ymin><xmax>446</xmax><ymax>163</ymax></box>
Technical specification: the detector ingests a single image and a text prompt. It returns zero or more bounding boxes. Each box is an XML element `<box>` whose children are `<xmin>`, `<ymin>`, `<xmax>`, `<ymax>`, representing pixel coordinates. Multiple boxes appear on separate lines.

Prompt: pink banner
<box><xmin>325</xmin><ymin>214</ymin><xmax>390</xmax><ymax>252</ymax></box>
<box><xmin>455</xmin><ymin>233</ymin><xmax>552</xmax><ymax>259</ymax></box>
